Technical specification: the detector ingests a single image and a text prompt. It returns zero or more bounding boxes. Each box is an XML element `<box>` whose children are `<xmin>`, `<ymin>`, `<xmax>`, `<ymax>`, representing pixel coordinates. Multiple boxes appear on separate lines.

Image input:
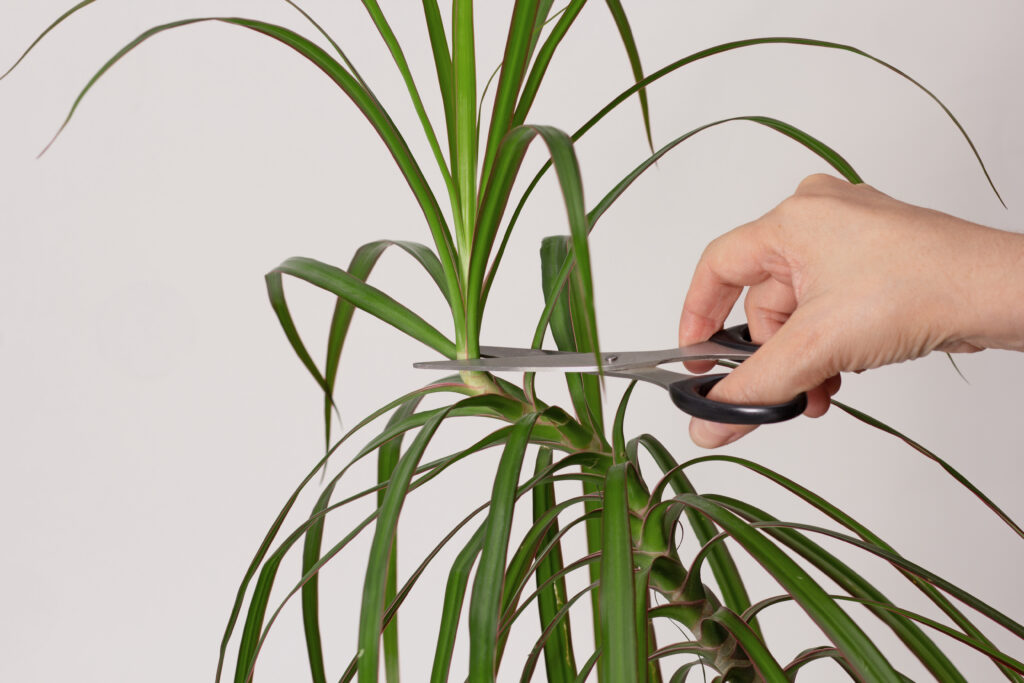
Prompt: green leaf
<box><xmin>271</xmin><ymin>256</ymin><xmax>455</xmax><ymax>358</ymax></box>
<box><xmin>357</xmin><ymin>409</ymin><xmax>451</xmax><ymax>682</ymax></box>
<box><xmin>783</xmin><ymin>646</ymin><xmax>858</xmax><ymax>680</ymax></box>
<box><xmin>279</xmin><ymin>0</ymin><xmax>367</xmax><ymax>86</ymax></box>
<box><xmin>601</xmin><ymin>463</ymin><xmax>641</xmax><ymax>682</ymax></box>
<box><xmin>0</xmin><ymin>0</ymin><xmax>98</xmax><ymax>81</ymax></box>
<box><xmin>513</xmin><ymin>0</ymin><xmax>588</xmax><ymax>126</ymax></box>
<box><xmin>421</xmin><ymin>0</ymin><xmax>456</xmax><ymax>172</ymax></box>
<box><xmin>298</xmin><ymin>395</ymin><xmax>424</xmax><ymax>683</ymax></box>
<box><xmin>612</xmin><ymin>381</ymin><xmax>638</xmax><ymax>458</ymax></box>
<box><xmin>428</xmin><ymin>443</ymin><xmax>598</xmax><ymax>683</ymax></box>
<box><xmin>540</xmin><ymin>235</ymin><xmax>605</xmax><ymax>437</ymax></box>
<box><xmin>470</xmin><ymin>125</ymin><xmax>598</xmax><ymax>366</ymax></box>
<box><xmin>576</xmin><ymin>650</ymin><xmax>602</xmax><ymax>683</ymax></box>
<box><xmin>684</xmin><ymin>453</ymin><xmax>1022</xmax><ymax>680</ymax></box>
<box><xmin>452</xmin><ymin>0</ymin><xmax>477</xmax><ymax>260</ymax></box>
<box><xmin>479</xmin><ymin>1</ymin><xmax>542</xmax><ymax>199</ymax></box>
<box><xmin>531</xmin><ymin>447</ymin><xmax>578</xmax><ymax>683</ymax></box>
<box><xmin>629</xmin><ymin>435</ymin><xmax>758</xmax><ymax>638</ymax></box>
<box><xmin>714</xmin><ymin>495</ymin><xmax>968</xmax><ymax>683</ymax></box>
<box><xmin>234</xmin><ymin>398</ymin><xmax>514</xmax><ymax>682</ymax></box>
<box><xmin>576</xmin><ymin>36</ymin><xmax>1003</xmax><ymax>204</ymax></box>
<box><xmin>430</xmin><ymin>522</ymin><xmax>485</xmax><ymax>683</ymax></box>
<box><xmin>526</xmin><ymin>115</ymin><xmax>860</xmax><ymax>350</ymax></box>
<box><xmin>754</xmin><ymin>593</ymin><xmax>1024</xmax><ymax>677</ymax></box>
<box><xmin>707</xmin><ymin>608</ymin><xmax>787</xmax><ymax>682</ymax></box>
<box><xmin>502</xmin><ymin>511</ymin><xmax>601</xmax><ymax>630</ymax></box>
<box><xmin>672</xmin><ymin>494</ymin><xmax>903</xmax><ymax>682</ymax></box>
<box><xmin>358</xmin><ymin>0</ymin><xmax>457</xmax><ymax>208</ymax></box>
<box><xmin>216</xmin><ymin>380</ymin><xmax>462</xmax><ymax>683</ymax></box>
<box><xmin>40</xmin><ymin>16</ymin><xmax>464</xmax><ymax>322</ymax></box>
<box><xmin>602</xmin><ymin>0</ymin><xmax>653</xmax><ymax>151</ymax></box>
<box><xmin>321</xmin><ymin>240</ymin><xmax>450</xmax><ymax>448</ymax></box>
<box><xmin>666</xmin><ymin>661</ymin><xmax>704</xmax><ymax>683</ymax></box>
<box><xmin>469</xmin><ymin>413</ymin><xmax>541</xmax><ymax>680</ymax></box>
<box><xmin>833</xmin><ymin>400</ymin><xmax>1024</xmax><ymax>541</ymax></box>
<box><xmin>377</xmin><ymin>400</ymin><xmax>421</xmax><ymax>683</ymax></box>
<box><xmin>723</xmin><ymin>515</ymin><xmax>1024</xmax><ymax>643</ymax></box>
<box><xmin>521</xmin><ymin>581</ymin><xmax>600</xmax><ymax>682</ymax></box>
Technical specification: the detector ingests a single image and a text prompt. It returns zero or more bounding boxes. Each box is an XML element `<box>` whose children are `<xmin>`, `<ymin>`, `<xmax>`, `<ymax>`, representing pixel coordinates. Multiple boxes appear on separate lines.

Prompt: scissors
<box><xmin>414</xmin><ymin>324</ymin><xmax>806</xmax><ymax>424</ymax></box>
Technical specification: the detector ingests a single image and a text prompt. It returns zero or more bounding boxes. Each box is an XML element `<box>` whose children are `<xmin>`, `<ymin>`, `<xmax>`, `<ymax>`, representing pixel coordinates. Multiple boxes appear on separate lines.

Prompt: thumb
<box><xmin>689</xmin><ymin>311</ymin><xmax>833</xmax><ymax>448</ymax></box>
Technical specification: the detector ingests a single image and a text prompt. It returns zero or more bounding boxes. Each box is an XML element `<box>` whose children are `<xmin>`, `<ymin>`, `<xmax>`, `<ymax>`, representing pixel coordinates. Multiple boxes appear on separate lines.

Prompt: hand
<box><xmin>679</xmin><ymin>173</ymin><xmax>1024</xmax><ymax>448</ymax></box>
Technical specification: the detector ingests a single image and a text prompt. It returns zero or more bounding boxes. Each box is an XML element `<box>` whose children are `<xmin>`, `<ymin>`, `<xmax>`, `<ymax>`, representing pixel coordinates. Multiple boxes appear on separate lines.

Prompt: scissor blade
<box><xmin>414</xmin><ymin>339</ymin><xmax>753</xmax><ymax>373</ymax></box>
<box><xmin>413</xmin><ymin>351</ymin><xmax>606</xmax><ymax>372</ymax></box>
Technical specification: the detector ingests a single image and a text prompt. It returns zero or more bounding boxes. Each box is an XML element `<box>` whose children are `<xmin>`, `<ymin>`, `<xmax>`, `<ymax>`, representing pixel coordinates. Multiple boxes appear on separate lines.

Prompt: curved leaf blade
<box><xmin>273</xmin><ymin>256</ymin><xmax>455</xmax><ymax>358</ymax></box>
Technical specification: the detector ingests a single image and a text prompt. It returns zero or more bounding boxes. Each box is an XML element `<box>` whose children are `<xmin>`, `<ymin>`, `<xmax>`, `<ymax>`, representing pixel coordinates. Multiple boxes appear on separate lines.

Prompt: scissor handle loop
<box><xmin>708</xmin><ymin>324</ymin><xmax>760</xmax><ymax>352</ymax></box>
<box><xmin>668</xmin><ymin>374</ymin><xmax>806</xmax><ymax>424</ymax></box>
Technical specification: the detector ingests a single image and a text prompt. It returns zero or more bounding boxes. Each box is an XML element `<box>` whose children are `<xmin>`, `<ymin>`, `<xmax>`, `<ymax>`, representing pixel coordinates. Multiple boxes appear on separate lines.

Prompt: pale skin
<box><xmin>679</xmin><ymin>173</ymin><xmax>1024</xmax><ymax>448</ymax></box>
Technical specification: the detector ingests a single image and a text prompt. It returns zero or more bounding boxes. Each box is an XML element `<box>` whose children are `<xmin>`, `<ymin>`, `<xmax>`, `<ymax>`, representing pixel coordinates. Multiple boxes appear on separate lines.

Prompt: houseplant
<box><xmin>6</xmin><ymin>2</ymin><xmax>1024</xmax><ymax>681</ymax></box>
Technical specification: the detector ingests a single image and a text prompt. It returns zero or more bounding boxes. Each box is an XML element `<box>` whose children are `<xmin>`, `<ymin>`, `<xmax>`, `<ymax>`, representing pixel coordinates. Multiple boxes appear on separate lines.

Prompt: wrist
<box><xmin>959</xmin><ymin>227</ymin><xmax>1024</xmax><ymax>351</ymax></box>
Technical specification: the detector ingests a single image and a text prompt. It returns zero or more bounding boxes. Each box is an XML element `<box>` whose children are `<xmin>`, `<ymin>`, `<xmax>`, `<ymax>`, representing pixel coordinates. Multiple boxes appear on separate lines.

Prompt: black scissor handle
<box><xmin>708</xmin><ymin>323</ymin><xmax>759</xmax><ymax>352</ymax></box>
<box><xmin>668</xmin><ymin>374</ymin><xmax>807</xmax><ymax>424</ymax></box>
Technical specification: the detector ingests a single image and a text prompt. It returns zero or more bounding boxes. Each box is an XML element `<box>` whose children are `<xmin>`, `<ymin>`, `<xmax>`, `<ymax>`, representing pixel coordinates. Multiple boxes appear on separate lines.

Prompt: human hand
<box><xmin>679</xmin><ymin>173</ymin><xmax>1024</xmax><ymax>448</ymax></box>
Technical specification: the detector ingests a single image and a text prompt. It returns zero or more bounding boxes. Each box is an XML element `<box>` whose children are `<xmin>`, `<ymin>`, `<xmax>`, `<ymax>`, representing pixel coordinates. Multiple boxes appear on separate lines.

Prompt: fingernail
<box><xmin>691</xmin><ymin>419</ymin><xmax>741</xmax><ymax>448</ymax></box>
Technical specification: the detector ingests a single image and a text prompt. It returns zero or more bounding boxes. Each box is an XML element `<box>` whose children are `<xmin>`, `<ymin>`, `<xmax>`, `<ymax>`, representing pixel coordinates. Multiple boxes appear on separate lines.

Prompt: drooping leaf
<box><xmin>0</xmin><ymin>0</ymin><xmax>99</xmax><ymax>81</ymax></box>
<box><xmin>521</xmin><ymin>582</ymin><xmax>600</xmax><ymax>682</ymax></box>
<box><xmin>357</xmin><ymin>409</ymin><xmax>451</xmax><ymax>682</ymax></box>
<box><xmin>671</xmin><ymin>494</ymin><xmax>903</xmax><ymax>682</ymax></box>
<box><xmin>525</xmin><ymin>115</ymin><xmax>860</xmax><ymax>347</ymax></box>
<box><xmin>359</xmin><ymin>0</ymin><xmax>457</xmax><ymax>203</ymax></box>
<box><xmin>602</xmin><ymin>0</ymin><xmax>653</xmax><ymax>150</ymax></box>
<box><xmin>710</xmin><ymin>495</ymin><xmax>968</xmax><ymax>683</ymax></box>
<box><xmin>601</xmin><ymin>463</ymin><xmax>641</xmax><ymax>682</ymax></box>
<box><xmin>469</xmin><ymin>413</ymin><xmax>541</xmax><ymax>680</ymax></box>
<box><xmin>216</xmin><ymin>380</ymin><xmax>463</xmax><ymax>682</ymax></box>
<box><xmin>707</xmin><ymin>608</ymin><xmax>787</xmax><ymax>682</ymax></box>
<box><xmin>513</xmin><ymin>0</ymin><xmax>588</xmax><ymax>126</ymax></box>
<box><xmin>684</xmin><ymin>453</ymin><xmax>1021</xmax><ymax>679</ymax></box>
<box><xmin>271</xmin><ymin>256</ymin><xmax>455</xmax><ymax>358</ymax></box>
<box><xmin>630</xmin><ymin>435</ymin><xmax>758</xmax><ymax>637</ymax></box>
<box><xmin>531</xmin><ymin>447</ymin><xmax>578</xmax><ymax>683</ymax></box>
<box><xmin>833</xmin><ymin>399</ymin><xmax>1024</xmax><ymax>541</ymax></box>
<box><xmin>321</xmin><ymin>240</ymin><xmax>450</xmax><ymax>448</ymax></box>
<box><xmin>39</xmin><ymin>15</ymin><xmax>464</xmax><ymax>310</ymax></box>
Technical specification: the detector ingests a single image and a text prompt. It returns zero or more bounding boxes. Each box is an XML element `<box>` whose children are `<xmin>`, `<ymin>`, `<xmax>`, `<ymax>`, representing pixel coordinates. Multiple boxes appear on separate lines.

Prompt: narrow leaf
<box><xmin>469</xmin><ymin>413</ymin><xmax>541</xmax><ymax>680</ymax></box>
<box><xmin>674</xmin><ymin>494</ymin><xmax>903</xmax><ymax>682</ymax></box>
<box><xmin>322</xmin><ymin>240</ymin><xmax>450</xmax><ymax>448</ymax></box>
<box><xmin>601</xmin><ymin>463</ymin><xmax>640</xmax><ymax>682</ymax></box>
<box><xmin>357</xmin><ymin>409</ymin><xmax>450</xmax><ymax>682</ymax></box>
<box><xmin>532</xmin><ymin>447</ymin><xmax>578</xmax><ymax>683</ymax></box>
<box><xmin>630</xmin><ymin>435</ymin><xmax>759</xmax><ymax>637</ymax></box>
<box><xmin>272</xmin><ymin>256</ymin><xmax>455</xmax><ymax>358</ymax></box>
<box><xmin>603</xmin><ymin>0</ymin><xmax>653</xmax><ymax>150</ymax></box>
<box><xmin>479</xmin><ymin>0</ymin><xmax>542</xmax><ymax>197</ymax></box>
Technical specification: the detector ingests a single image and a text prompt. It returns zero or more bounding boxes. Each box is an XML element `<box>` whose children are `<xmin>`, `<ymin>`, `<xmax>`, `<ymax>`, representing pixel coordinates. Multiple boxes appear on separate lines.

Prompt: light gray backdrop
<box><xmin>2</xmin><ymin>1</ymin><xmax>1022</xmax><ymax>681</ymax></box>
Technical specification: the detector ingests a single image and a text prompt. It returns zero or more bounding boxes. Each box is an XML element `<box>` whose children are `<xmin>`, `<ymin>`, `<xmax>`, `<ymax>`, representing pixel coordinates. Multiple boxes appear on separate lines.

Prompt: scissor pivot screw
<box><xmin>604</xmin><ymin>355</ymin><xmax>618</xmax><ymax>363</ymax></box>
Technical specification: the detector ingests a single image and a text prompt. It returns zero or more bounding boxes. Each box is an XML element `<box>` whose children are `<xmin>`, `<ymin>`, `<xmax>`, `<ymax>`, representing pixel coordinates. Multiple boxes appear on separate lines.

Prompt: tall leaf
<box><xmin>469</xmin><ymin>413</ymin><xmax>541</xmax><ymax>680</ymax></box>
<box><xmin>601</xmin><ymin>463</ymin><xmax>641</xmax><ymax>682</ymax></box>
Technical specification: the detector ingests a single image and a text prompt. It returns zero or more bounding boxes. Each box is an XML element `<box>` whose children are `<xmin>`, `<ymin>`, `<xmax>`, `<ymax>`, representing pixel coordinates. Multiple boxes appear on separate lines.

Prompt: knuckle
<box><xmin>773</xmin><ymin>193</ymin><xmax>821</xmax><ymax>225</ymax></box>
<box><xmin>795</xmin><ymin>173</ymin><xmax>839</xmax><ymax>194</ymax></box>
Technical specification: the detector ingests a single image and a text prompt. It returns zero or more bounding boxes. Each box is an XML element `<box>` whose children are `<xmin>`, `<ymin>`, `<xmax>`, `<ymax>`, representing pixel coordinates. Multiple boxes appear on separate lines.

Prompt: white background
<box><xmin>2</xmin><ymin>1</ymin><xmax>1023</xmax><ymax>681</ymax></box>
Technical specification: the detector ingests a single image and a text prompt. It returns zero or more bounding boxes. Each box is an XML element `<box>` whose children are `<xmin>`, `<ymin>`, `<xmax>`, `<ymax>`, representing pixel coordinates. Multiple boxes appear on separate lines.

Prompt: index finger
<box><xmin>679</xmin><ymin>218</ymin><xmax>780</xmax><ymax>346</ymax></box>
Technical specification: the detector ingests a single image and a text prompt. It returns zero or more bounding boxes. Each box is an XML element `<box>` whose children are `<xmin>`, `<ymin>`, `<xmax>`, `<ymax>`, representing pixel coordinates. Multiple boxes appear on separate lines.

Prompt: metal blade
<box><xmin>413</xmin><ymin>339</ymin><xmax>753</xmax><ymax>373</ymax></box>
